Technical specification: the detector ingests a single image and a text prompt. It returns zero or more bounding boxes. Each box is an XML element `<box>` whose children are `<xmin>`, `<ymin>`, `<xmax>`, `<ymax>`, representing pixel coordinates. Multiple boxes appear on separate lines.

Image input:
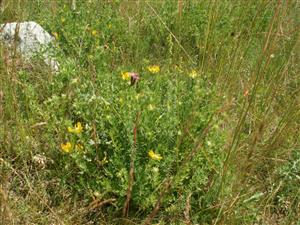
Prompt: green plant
<box><xmin>1</xmin><ymin>0</ymin><xmax>299</xmax><ymax>224</ymax></box>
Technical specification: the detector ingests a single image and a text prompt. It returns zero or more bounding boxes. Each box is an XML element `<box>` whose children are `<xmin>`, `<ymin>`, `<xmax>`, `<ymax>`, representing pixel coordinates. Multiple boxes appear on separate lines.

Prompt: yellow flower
<box><xmin>121</xmin><ymin>72</ymin><xmax>130</xmax><ymax>80</ymax></box>
<box><xmin>189</xmin><ymin>70</ymin><xmax>197</xmax><ymax>78</ymax></box>
<box><xmin>91</xmin><ymin>30</ymin><xmax>98</xmax><ymax>36</ymax></box>
<box><xmin>147</xmin><ymin>65</ymin><xmax>160</xmax><ymax>74</ymax></box>
<box><xmin>68</xmin><ymin>122</ymin><xmax>83</xmax><ymax>134</ymax></box>
<box><xmin>61</xmin><ymin>142</ymin><xmax>72</xmax><ymax>153</ymax></box>
<box><xmin>61</xmin><ymin>17</ymin><xmax>66</xmax><ymax>23</ymax></box>
<box><xmin>148</xmin><ymin>150</ymin><xmax>162</xmax><ymax>161</ymax></box>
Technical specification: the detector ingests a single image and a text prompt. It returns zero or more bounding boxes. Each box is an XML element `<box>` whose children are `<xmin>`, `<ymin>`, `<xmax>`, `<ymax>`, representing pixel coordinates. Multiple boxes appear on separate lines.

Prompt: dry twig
<box><xmin>122</xmin><ymin>112</ymin><xmax>140</xmax><ymax>217</ymax></box>
<box><xmin>184</xmin><ymin>193</ymin><xmax>192</xmax><ymax>225</ymax></box>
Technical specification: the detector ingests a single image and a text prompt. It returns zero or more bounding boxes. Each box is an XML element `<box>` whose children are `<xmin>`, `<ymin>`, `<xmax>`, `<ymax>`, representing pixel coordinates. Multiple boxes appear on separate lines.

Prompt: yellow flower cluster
<box><xmin>121</xmin><ymin>72</ymin><xmax>130</xmax><ymax>80</ymax></box>
<box><xmin>61</xmin><ymin>142</ymin><xmax>72</xmax><ymax>153</ymax></box>
<box><xmin>60</xmin><ymin>122</ymin><xmax>84</xmax><ymax>153</ymax></box>
<box><xmin>60</xmin><ymin>142</ymin><xmax>84</xmax><ymax>153</ymax></box>
<box><xmin>68</xmin><ymin>122</ymin><xmax>83</xmax><ymax>134</ymax></box>
<box><xmin>147</xmin><ymin>65</ymin><xmax>160</xmax><ymax>74</ymax></box>
<box><xmin>148</xmin><ymin>150</ymin><xmax>162</xmax><ymax>161</ymax></box>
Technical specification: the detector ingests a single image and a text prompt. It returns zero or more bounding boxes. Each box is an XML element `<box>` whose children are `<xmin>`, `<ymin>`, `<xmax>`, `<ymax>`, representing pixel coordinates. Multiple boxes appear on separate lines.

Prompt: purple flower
<box><xmin>129</xmin><ymin>72</ymin><xmax>140</xmax><ymax>85</ymax></box>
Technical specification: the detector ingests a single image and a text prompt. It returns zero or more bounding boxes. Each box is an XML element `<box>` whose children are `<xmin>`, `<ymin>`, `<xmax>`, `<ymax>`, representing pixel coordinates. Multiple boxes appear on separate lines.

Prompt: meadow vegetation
<box><xmin>0</xmin><ymin>0</ymin><xmax>299</xmax><ymax>224</ymax></box>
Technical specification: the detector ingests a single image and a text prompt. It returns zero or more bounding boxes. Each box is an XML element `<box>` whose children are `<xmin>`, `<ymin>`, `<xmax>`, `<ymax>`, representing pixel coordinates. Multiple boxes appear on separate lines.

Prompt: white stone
<box><xmin>0</xmin><ymin>21</ymin><xmax>59</xmax><ymax>71</ymax></box>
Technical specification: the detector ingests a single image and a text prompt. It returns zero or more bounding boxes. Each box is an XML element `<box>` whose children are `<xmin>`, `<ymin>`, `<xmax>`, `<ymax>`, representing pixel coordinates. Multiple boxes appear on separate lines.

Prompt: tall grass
<box><xmin>1</xmin><ymin>0</ymin><xmax>299</xmax><ymax>224</ymax></box>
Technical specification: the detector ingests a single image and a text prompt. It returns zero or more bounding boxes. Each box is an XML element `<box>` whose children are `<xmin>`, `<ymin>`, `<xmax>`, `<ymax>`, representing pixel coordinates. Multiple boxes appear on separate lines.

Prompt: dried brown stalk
<box><xmin>122</xmin><ymin>112</ymin><xmax>140</xmax><ymax>217</ymax></box>
<box><xmin>184</xmin><ymin>193</ymin><xmax>192</xmax><ymax>225</ymax></box>
<box><xmin>87</xmin><ymin>198</ymin><xmax>116</xmax><ymax>211</ymax></box>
